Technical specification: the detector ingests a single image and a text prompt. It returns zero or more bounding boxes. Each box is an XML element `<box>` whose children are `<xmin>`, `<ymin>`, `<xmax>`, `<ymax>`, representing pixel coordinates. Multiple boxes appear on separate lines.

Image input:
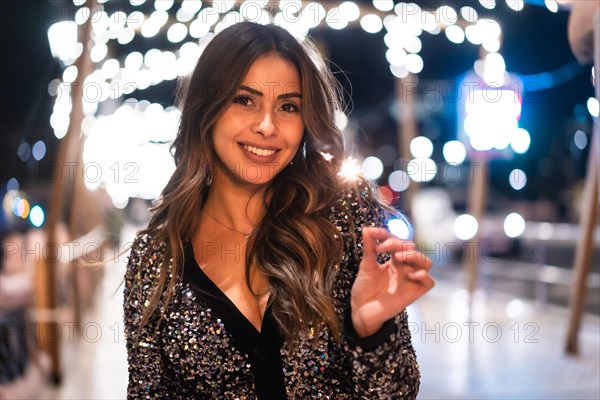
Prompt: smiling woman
<box><xmin>123</xmin><ymin>21</ymin><xmax>434</xmax><ymax>399</ymax></box>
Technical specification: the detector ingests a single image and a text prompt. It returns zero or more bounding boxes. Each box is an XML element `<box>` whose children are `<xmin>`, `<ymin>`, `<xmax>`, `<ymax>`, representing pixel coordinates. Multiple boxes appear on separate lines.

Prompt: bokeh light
<box><xmin>510</xmin><ymin>128</ymin><xmax>531</xmax><ymax>154</ymax></box>
<box><xmin>454</xmin><ymin>214</ymin><xmax>478</xmax><ymax>240</ymax></box>
<box><xmin>587</xmin><ymin>97</ymin><xmax>599</xmax><ymax>118</ymax></box>
<box><xmin>362</xmin><ymin>156</ymin><xmax>384</xmax><ymax>180</ymax></box>
<box><xmin>372</xmin><ymin>0</ymin><xmax>394</xmax><ymax>12</ymax></box>
<box><xmin>167</xmin><ymin>23</ymin><xmax>188</xmax><ymax>43</ymax></box>
<box><xmin>544</xmin><ymin>0</ymin><xmax>558</xmax><ymax>13</ymax></box>
<box><xmin>443</xmin><ymin>141</ymin><xmax>467</xmax><ymax>165</ymax></box>
<box><xmin>360</xmin><ymin>14</ymin><xmax>383</xmax><ymax>33</ymax></box>
<box><xmin>379</xmin><ymin>185</ymin><xmax>394</xmax><ymax>205</ymax></box>
<box><xmin>407</xmin><ymin>158</ymin><xmax>437</xmax><ymax>183</ymax></box>
<box><xmin>16</xmin><ymin>198</ymin><xmax>30</xmax><ymax>219</ymax></box>
<box><xmin>410</xmin><ymin>136</ymin><xmax>434</xmax><ymax>159</ymax></box>
<box><xmin>30</xmin><ymin>205</ymin><xmax>45</xmax><ymax>227</ymax></box>
<box><xmin>32</xmin><ymin>141</ymin><xmax>47</xmax><ymax>161</ymax></box>
<box><xmin>509</xmin><ymin>169</ymin><xmax>527</xmax><ymax>191</ymax></box>
<box><xmin>506</xmin><ymin>0</ymin><xmax>524</xmax><ymax>12</ymax></box>
<box><xmin>17</xmin><ymin>143</ymin><xmax>31</xmax><ymax>162</ymax></box>
<box><xmin>7</xmin><ymin>178</ymin><xmax>19</xmax><ymax>191</ymax></box>
<box><xmin>388</xmin><ymin>170</ymin><xmax>410</xmax><ymax>192</ymax></box>
<box><xmin>460</xmin><ymin>6</ymin><xmax>478</xmax><ymax>22</ymax></box>
<box><xmin>445</xmin><ymin>25</ymin><xmax>465</xmax><ymax>44</ymax></box>
<box><xmin>388</xmin><ymin>218</ymin><xmax>412</xmax><ymax>240</ymax></box>
<box><xmin>574</xmin><ymin>130</ymin><xmax>588</xmax><ymax>150</ymax></box>
<box><xmin>479</xmin><ymin>0</ymin><xmax>496</xmax><ymax>10</ymax></box>
<box><xmin>504</xmin><ymin>212</ymin><xmax>526</xmax><ymax>238</ymax></box>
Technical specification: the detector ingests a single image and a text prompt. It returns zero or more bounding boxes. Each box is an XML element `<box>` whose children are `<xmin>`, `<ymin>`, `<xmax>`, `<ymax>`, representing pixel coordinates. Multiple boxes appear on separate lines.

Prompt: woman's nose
<box><xmin>255</xmin><ymin>110</ymin><xmax>277</xmax><ymax>137</ymax></box>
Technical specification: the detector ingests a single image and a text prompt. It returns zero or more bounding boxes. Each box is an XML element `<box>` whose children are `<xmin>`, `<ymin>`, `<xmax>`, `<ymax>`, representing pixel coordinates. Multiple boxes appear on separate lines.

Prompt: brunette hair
<box><xmin>135</xmin><ymin>21</ymin><xmax>354</xmax><ymax>345</ymax></box>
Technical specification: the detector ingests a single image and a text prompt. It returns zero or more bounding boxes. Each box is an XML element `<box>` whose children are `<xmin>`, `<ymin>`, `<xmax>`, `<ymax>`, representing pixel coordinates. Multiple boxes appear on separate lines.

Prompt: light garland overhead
<box><xmin>43</xmin><ymin>0</ymin><xmax>551</xmax><ymax>208</ymax></box>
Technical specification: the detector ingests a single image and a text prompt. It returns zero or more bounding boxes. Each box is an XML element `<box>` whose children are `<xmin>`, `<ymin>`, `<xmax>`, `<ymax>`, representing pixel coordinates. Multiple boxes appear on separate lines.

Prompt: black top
<box><xmin>183</xmin><ymin>242</ymin><xmax>287</xmax><ymax>398</ymax></box>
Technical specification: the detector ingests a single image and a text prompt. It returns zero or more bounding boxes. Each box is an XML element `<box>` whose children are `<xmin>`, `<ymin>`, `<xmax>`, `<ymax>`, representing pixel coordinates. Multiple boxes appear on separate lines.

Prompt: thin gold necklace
<box><xmin>204</xmin><ymin>209</ymin><xmax>254</xmax><ymax>239</ymax></box>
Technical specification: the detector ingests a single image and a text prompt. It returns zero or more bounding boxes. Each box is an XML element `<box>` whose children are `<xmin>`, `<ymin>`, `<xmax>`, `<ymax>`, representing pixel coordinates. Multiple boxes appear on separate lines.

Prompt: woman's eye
<box><xmin>281</xmin><ymin>103</ymin><xmax>300</xmax><ymax>113</ymax></box>
<box><xmin>233</xmin><ymin>95</ymin><xmax>254</xmax><ymax>106</ymax></box>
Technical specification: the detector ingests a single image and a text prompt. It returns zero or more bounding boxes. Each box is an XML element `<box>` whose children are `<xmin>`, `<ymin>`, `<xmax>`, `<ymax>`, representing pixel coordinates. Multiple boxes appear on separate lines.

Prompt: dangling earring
<box><xmin>289</xmin><ymin>139</ymin><xmax>306</xmax><ymax>168</ymax></box>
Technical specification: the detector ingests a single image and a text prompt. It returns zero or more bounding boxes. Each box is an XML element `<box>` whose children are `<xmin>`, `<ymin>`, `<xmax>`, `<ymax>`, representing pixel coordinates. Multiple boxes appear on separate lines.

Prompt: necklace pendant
<box><xmin>204</xmin><ymin>209</ymin><xmax>254</xmax><ymax>239</ymax></box>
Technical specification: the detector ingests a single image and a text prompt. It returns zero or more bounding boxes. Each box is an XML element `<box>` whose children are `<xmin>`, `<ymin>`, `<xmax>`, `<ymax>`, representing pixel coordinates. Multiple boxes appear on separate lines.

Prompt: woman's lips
<box><xmin>238</xmin><ymin>142</ymin><xmax>281</xmax><ymax>164</ymax></box>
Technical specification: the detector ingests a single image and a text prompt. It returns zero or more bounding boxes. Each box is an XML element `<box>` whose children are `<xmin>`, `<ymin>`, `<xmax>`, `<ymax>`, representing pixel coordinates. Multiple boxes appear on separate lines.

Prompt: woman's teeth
<box><xmin>243</xmin><ymin>145</ymin><xmax>276</xmax><ymax>156</ymax></box>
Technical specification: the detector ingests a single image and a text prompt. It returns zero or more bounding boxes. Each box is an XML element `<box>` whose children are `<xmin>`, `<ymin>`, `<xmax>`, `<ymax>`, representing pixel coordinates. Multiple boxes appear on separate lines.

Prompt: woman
<box><xmin>124</xmin><ymin>21</ymin><xmax>434</xmax><ymax>399</ymax></box>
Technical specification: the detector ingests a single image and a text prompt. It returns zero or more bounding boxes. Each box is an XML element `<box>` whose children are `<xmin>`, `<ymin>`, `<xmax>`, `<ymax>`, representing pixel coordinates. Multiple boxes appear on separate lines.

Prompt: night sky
<box><xmin>0</xmin><ymin>0</ymin><xmax>595</xmax><ymax>217</ymax></box>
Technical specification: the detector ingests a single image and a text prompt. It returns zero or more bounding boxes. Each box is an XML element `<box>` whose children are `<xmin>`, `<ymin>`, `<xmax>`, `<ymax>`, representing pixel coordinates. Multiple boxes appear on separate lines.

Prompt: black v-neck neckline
<box><xmin>183</xmin><ymin>241</ymin><xmax>273</xmax><ymax>337</ymax></box>
<box><xmin>182</xmin><ymin>241</ymin><xmax>286</xmax><ymax>398</ymax></box>
<box><xmin>185</xmin><ymin>242</ymin><xmax>271</xmax><ymax>335</ymax></box>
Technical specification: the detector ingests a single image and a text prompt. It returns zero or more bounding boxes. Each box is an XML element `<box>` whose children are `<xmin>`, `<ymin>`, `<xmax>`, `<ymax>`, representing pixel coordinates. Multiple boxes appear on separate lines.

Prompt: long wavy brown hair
<box><xmin>133</xmin><ymin>22</ymin><xmax>356</xmax><ymax>345</ymax></box>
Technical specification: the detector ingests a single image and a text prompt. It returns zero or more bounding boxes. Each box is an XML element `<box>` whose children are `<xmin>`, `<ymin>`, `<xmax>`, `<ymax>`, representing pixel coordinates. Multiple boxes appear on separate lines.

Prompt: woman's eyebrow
<box><xmin>239</xmin><ymin>85</ymin><xmax>302</xmax><ymax>99</ymax></box>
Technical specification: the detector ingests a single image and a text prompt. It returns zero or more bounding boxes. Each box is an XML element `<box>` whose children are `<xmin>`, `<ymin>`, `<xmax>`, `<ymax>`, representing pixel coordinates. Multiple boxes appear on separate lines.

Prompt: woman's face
<box><xmin>211</xmin><ymin>53</ymin><xmax>304</xmax><ymax>188</ymax></box>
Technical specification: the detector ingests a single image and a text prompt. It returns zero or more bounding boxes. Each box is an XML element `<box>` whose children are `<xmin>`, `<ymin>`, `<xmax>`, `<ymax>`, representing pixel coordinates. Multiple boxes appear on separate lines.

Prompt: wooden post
<box><xmin>465</xmin><ymin>153</ymin><xmax>488</xmax><ymax>295</ymax></box>
<box><xmin>395</xmin><ymin>73</ymin><xmax>420</xmax><ymax>217</ymax></box>
<box><xmin>42</xmin><ymin>2</ymin><xmax>95</xmax><ymax>383</ymax></box>
<box><xmin>565</xmin><ymin>10</ymin><xmax>600</xmax><ymax>353</ymax></box>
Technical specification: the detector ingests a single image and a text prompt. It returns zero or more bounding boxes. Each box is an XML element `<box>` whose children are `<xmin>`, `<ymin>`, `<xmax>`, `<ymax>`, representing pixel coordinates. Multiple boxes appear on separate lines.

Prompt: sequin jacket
<box><xmin>123</xmin><ymin>182</ymin><xmax>421</xmax><ymax>399</ymax></box>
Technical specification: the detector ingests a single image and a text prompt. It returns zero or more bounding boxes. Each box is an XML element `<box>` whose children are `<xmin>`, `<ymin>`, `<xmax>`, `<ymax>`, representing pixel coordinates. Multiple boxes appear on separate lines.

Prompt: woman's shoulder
<box><xmin>328</xmin><ymin>177</ymin><xmax>394</xmax><ymax>232</ymax></box>
<box><xmin>336</xmin><ymin>177</ymin><xmax>381</xmax><ymax>202</ymax></box>
<box><xmin>125</xmin><ymin>226</ymin><xmax>169</xmax><ymax>282</ymax></box>
<box><xmin>128</xmin><ymin>226</ymin><xmax>167</xmax><ymax>261</ymax></box>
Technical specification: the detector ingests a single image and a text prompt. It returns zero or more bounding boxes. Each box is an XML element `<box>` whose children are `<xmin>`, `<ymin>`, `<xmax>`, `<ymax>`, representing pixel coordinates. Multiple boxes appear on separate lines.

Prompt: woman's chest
<box><xmin>194</xmin><ymin>240</ymin><xmax>269</xmax><ymax>332</ymax></box>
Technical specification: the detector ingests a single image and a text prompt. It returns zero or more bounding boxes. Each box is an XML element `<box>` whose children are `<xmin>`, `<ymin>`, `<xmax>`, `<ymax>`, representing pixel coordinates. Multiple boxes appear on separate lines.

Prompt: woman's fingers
<box><xmin>375</xmin><ymin>237</ymin><xmax>415</xmax><ymax>253</ymax></box>
<box><xmin>361</xmin><ymin>227</ymin><xmax>380</xmax><ymax>260</ymax></box>
<box><xmin>407</xmin><ymin>269</ymin><xmax>435</xmax><ymax>290</ymax></box>
<box><xmin>362</xmin><ymin>226</ymin><xmax>394</xmax><ymax>242</ymax></box>
<box><xmin>363</xmin><ymin>227</ymin><xmax>433</xmax><ymax>270</ymax></box>
<box><xmin>375</xmin><ymin>237</ymin><xmax>432</xmax><ymax>270</ymax></box>
<box><xmin>391</xmin><ymin>251</ymin><xmax>433</xmax><ymax>270</ymax></box>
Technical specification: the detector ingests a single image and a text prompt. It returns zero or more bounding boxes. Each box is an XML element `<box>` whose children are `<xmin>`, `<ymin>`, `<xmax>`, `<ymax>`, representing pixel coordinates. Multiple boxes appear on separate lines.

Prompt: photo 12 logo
<box><xmin>409</xmin><ymin>321</ymin><xmax>540</xmax><ymax>344</ymax></box>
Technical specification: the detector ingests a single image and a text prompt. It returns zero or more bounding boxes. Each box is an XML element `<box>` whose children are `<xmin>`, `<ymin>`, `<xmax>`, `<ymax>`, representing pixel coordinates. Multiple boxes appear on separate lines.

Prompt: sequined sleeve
<box><xmin>123</xmin><ymin>232</ymin><xmax>174</xmax><ymax>399</ymax></box>
<box><xmin>335</xmin><ymin>180</ymin><xmax>421</xmax><ymax>399</ymax></box>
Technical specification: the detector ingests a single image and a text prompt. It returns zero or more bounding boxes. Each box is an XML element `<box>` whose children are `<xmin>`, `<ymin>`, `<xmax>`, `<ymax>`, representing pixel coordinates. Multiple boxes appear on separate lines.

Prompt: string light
<box><xmin>43</xmin><ymin>1</ymin><xmax>558</xmax><ymax>208</ymax></box>
<box><xmin>445</xmin><ymin>25</ymin><xmax>465</xmax><ymax>44</ymax></box>
<box><xmin>360</xmin><ymin>14</ymin><xmax>382</xmax><ymax>33</ymax></box>
<box><xmin>460</xmin><ymin>6</ymin><xmax>478</xmax><ymax>22</ymax></box>
<box><xmin>372</xmin><ymin>0</ymin><xmax>394</xmax><ymax>12</ymax></box>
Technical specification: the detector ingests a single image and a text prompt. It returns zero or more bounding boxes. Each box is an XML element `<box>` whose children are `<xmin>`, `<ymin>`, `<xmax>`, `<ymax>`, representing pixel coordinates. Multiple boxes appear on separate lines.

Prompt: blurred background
<box><xmin>0</xmin><ymin>0</ymin><xmax>598</xmax><ymax>399</ymax></box>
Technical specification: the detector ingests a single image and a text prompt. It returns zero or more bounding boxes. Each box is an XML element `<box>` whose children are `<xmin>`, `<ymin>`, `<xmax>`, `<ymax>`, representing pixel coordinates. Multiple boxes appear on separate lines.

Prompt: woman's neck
<box><xmin>202</xmin><ymin>177</ymin><xmax>266</xmax><ymax>234</ymax></box>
